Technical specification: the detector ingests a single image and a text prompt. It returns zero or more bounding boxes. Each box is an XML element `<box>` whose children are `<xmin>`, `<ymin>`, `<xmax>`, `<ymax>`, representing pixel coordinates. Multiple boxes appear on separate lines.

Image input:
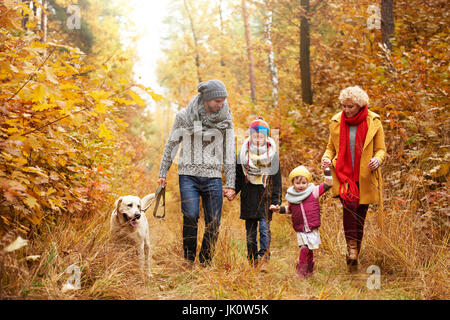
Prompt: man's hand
<box><xmin>158</xmin><ymin>177</ymin><xmax>167</xmax><ymax>188</ymax></box>
<box><xmin>224</xmin><ymin>188</ymin><xmax>236</xmax><ymax>201</ymax></box>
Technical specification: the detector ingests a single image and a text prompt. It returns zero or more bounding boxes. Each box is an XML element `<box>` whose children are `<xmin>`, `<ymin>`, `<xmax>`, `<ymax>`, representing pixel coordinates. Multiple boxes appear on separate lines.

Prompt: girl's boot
<box><xmin>306</xmin><ymin>249</ymin><xmax>314</xmax><ymax>276</ymax></box>
<box><xmin>296</xmin><ymin>246</ymin><xmax>310</xmax><ymax>278</ymax></box>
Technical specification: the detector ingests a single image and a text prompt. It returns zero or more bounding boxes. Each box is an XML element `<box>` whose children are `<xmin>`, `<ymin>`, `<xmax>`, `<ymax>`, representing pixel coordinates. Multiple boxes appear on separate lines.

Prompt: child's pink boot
<box><xmin>296</xmin><ymin>246</ymin><xmax>310</xmax><ymax>278</ymax></box>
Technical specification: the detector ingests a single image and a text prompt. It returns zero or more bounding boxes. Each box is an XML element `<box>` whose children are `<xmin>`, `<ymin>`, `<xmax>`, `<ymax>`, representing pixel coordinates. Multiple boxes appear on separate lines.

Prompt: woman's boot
<box><xmin>346</xmin><ymin>239</ymin><xmax>358</xmax><ymax>273</ymax></box>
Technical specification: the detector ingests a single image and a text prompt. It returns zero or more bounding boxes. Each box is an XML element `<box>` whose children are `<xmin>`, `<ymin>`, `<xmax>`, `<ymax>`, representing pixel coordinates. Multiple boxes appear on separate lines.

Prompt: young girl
<box><xmin>235</xmin><ymin>117</ymin><xmax>282</xmax><ymax>268</ymax></box>
<box><xmin>270</xmin><ymin>166</ymin><xmax>332</xmax><ymax>278</ymax></box>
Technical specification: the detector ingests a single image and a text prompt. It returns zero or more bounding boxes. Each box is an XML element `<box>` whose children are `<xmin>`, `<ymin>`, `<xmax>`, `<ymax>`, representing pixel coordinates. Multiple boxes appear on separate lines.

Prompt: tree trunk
<box><xmin>300</xmin><ymin>0</ymin><xmax>312</xmax><ymax>105</ymax></box>
<box><xmin>241</xmin><ymin>0</ymin><xmax>257</xmax><ymax>105</ymax></box>
<box><xmin>381</xmin><ymin>0</ymin><xmax>394</xmax><ymax>51</ymax></box>
<box><xmin>21</xmin><ymin>0</ymin><xmax>31</xmax><ymax>30</ymax></box>
<box><xmin>218</xmin><ymin>0</ymin><xmax>225</xmax><ymax>67</ymax></box>
<box><xmin>41</xmin><ymin>0</ymin><xmax>48</xmax><ymax>43</ymax></box>
<box><xmin>183</xmin><ymin>0</ymin><xmax>202</xmax><ymax>83</ymax></box>
<box><xmin>264</xmin><ymin>4</ymin><xmax>278</xmax><ymax>109</ymax></box>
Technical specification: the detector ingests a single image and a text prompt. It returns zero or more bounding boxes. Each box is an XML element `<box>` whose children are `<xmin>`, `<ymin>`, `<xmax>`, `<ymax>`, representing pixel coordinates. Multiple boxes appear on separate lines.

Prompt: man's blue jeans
<box><xmin>179</xmin><ymin>175</ymin><xmax>223</xmax><ymax>264</ymax></box>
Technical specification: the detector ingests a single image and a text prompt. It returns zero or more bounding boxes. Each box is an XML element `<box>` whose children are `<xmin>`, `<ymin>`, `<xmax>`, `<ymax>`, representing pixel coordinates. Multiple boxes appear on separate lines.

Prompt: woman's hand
<box><xmin>368</xmin><ymin>158</ymin><xmax>380</xmax><ymax>171</ymax></box>
<box><xmin>321</xmin><ymin>158</ymin><xmax>331</xmax><ymax>169</ymax></box>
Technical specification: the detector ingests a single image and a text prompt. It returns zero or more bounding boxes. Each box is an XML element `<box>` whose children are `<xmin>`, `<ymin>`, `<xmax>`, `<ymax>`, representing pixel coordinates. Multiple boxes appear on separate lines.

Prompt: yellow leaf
<box><xmin>128</xmin><ymin>89</ymin><xmax>146</xmax><ymax>107</ymax></box>
<box><xmin>90</xmin><ymin>90</ymin><xmax>109</xmax><ymax>102</ymax></box>
<box><xmin>94</xmin><ymin>103</ymin><xmax>107</xmax><ymax>114</ymax></box>
<box><xmin>114</xmin><ymin>117</ymin><xmax>128</xmax><ymax>128</ymax></box>
<box><xmin>13</xmin><ymin>157</ymin><xmax>28</xmax><ymax>166</ymax></box>
<box><xmin>24</xmin><ymin>196</ymin><xmax>39</xmax><ymax>209</ymax></box>
<box><xmin>33</xmin><ymin>102</ymin><xmax>55</xmax><ymax>111</ymax></box>
<box><xmin>32</xmin><ymin>84</ymin><xmax>46</xmax><ymax>103</ymax></box>
<box><xmin>98</xmin><ymin>123</ymin><xmax>115</xmax><ymax>140</ymax></box>
<box><xmin>6</xmin><ymin>127</ymin><xmax>19</xmax><ymax>134</ymax></box>
<box><xmin>57</xmin><ymin>157</ymin><xmax>67</xmax><ymax>166</ymax></box>
<box><xmin>149</xmin><ymin>91</ymin><xmax>164</xmax><ymax>102</ymax></box>
<box><xmin>44</xmin><ymin>66</ymin><xmax>58</xmax><ymax>84</ymax></box>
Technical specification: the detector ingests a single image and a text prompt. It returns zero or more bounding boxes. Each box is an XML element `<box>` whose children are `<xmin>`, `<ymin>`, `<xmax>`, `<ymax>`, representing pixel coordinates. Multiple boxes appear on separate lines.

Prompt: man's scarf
<box><xmin>181</xmin><ymin>94</ymin><xmax>233</xmax><ymax>133</ymax></box>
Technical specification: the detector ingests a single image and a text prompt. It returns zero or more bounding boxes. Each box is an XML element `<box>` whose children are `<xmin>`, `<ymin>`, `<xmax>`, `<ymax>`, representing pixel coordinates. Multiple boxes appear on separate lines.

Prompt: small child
<box><xmin>235</xmin><ymin>117</ymin><xmax>282</xmax><ymax>268</ymax></box>
<box><xmin>270</xmin><ymin>166</ymin><xmax>332</xmax><ymax>278</ymax></box>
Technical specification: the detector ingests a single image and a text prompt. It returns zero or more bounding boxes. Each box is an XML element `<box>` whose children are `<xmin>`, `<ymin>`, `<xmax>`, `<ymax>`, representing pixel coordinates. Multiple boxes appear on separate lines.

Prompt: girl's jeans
<box><xmin>245</xmin><ymin>218</ymin><xmax>271</xmax><ymax>264</ymax></box>
<box><xmin>179</xmin><ymin>175</ymin><xmax>223</xmax><ymax>264</ymax></box>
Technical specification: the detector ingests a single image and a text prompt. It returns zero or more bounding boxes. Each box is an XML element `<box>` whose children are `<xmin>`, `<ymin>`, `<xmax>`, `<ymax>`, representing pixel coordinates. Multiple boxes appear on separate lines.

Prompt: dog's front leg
<box><xmin>137</xmin><ymin>243</ymin><xmax>145</xmax><ymax>272</ymax></box>
<box><xmin>144</xmin><ymin>239</ymin><xmax>152</xmax><ymax>277</ymax></box>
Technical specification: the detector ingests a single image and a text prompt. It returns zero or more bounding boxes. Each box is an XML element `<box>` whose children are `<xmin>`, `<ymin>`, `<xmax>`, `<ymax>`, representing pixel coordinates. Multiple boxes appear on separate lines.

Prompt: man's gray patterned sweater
<box><xmin>158</xmin><ymin>109</ymin><xmax>236</xmax><ymax>189</ymax></box>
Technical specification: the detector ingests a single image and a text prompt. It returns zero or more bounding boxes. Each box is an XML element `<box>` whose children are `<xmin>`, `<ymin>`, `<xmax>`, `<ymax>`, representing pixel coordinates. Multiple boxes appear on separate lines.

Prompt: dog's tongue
<box><xmin>130</xmin><ymin>220</ymin><xmax>138</xmax><ymax>227</ymax></box>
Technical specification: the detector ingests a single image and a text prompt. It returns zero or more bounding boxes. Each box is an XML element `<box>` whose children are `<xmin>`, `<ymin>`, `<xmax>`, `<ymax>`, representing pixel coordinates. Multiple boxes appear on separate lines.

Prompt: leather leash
<box><xmin>143</xmin><ymin>185</ymin><xmax>166</xmax><ymax>220</ymax></box>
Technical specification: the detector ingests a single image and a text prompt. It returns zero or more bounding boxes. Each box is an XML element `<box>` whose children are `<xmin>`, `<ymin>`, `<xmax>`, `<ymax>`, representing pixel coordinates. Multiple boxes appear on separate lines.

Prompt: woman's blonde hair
<box><xmin>338</xmin><ymin>86</ymin><xmax>369</xmax><ymax>107</ymax></box>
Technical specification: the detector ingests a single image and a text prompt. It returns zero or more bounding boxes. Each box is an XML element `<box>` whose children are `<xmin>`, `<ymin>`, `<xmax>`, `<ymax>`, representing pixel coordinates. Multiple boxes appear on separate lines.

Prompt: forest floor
<box><xmin>11</xmin><ymin>189</ymin><xmax>444</xmax><ymax>301</ymax></box>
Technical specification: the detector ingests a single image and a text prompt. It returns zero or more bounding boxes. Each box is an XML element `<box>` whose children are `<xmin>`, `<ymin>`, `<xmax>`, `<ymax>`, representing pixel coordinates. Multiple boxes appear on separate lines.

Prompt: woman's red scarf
<box><xmin>335</xmin><ymin>106</ymin><xmax>369</xmax><ymax>204</ymax></box>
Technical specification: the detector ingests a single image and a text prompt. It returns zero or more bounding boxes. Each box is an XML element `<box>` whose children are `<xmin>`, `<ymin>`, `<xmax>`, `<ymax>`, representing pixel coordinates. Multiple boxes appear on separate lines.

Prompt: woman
<box><xmin>321</xmin><ymin>86</ymin><xmax>386</xmax><ymax>272</ymax></box>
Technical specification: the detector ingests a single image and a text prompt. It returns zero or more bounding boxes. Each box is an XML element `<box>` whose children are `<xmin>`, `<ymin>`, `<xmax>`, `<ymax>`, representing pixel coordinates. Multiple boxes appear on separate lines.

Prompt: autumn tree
<box><xmin>299</xmin><ymin>0</ymin><xmax>312</xmax><ymax>104</ymax></box>
<box><xmin>241</xmin><ymin>0</ymin><xmax>257</xmax><ymax>105</ymax></box>
<box><xmin>381</xmin><ymin>0</ymin><xmax>394</xmax><ymax>50</ymax></box>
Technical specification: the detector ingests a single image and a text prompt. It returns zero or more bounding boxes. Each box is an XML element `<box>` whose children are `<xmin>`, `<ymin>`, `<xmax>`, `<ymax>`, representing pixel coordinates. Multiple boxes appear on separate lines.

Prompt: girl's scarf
<box><xmin>335</xmin><ymin>106</ymin><xmax>369</xmax><ymax>204</ymax></box>
<box><xmin>181</xmin><ymin>94</ymin><xmax>233</xmax><ymax>133</ymax></box>
<box><xmin>239</xmin><ymin>137</ymin><xmax>276</xmax><ymax>187</ymax></box>
<box><xmin>285</xmin><ymin>184</ymin><xmax>315</xmax><ymax>204</ymax></box>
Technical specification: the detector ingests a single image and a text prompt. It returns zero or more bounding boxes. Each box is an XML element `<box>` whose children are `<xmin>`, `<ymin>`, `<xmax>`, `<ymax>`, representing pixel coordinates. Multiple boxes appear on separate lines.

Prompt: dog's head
<box><xmin>115</xmin><ymin>195</ymin><xmax>143</xmax><ymax>228</ymax></box>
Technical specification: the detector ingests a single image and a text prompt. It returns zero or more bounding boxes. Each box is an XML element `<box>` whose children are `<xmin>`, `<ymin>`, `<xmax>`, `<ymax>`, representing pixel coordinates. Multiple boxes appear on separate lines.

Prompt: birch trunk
<box><xmin>41</xmin><ymin>0</ymin><xmax>47</xmax><ymax>43</ymax></box>
<box><xmin>241</xmin><ymin>0</ymin><xmax>257</xmax><ymax>105</ymax></box>
<box><xmin>264</xmin><ymin>6</ymin><xmax>279</xmax><ymax>109</ymax></box>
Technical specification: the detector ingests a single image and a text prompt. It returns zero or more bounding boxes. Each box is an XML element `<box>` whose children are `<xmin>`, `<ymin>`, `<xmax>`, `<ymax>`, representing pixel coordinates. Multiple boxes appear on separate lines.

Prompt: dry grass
<box><xmin>0</xmin><ymin>188</ymin><xmax>448</xmax><ymax>300</ymax></box>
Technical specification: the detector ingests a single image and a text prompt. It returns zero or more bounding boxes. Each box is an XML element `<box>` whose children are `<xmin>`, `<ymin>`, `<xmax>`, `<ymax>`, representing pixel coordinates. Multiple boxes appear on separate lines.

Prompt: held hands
<box><xmin>269</xmin><ymin>204</ymin><xmax>280</xmax><ymax>212</ymax></box>
<box><xmin>321</xmin><ymin>158</ymin><xmax>331</xmax><ymax>169</ymax></box>
<box><xmin>224</xmin><ymin>188</ymin><xmax>236</xmax><ymax>201</ymax></box>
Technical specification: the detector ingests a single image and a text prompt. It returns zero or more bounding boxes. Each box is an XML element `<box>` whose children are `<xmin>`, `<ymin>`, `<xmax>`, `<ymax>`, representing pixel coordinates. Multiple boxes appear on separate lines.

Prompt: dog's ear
<box><xmin>141</xmin><ymin>193</ymin><xmax>155</xmax><ymax>212</ymax></box>
<box><xmin>114</xmin><ymin>197</ymin><xmax>123</xmax><ymax>214</ymax></box>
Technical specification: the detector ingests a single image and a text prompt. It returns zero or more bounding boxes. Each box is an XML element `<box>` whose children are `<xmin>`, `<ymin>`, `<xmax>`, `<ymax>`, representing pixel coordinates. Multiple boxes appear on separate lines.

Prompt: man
<box><xmin>158</xmin><ymin>80</ymin><xmax>236</xmax><ymax>265</ymax></box>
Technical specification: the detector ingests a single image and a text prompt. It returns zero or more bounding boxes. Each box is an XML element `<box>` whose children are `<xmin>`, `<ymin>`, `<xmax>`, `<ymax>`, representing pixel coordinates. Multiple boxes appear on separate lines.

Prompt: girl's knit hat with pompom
<box><xmin>249</xmin><ymin>116</ymin><xmax>270</xmax><ymax>136</ymax></box>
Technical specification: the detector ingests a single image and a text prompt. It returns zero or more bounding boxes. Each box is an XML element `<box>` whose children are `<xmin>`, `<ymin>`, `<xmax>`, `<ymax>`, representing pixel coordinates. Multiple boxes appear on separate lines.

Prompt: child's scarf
<box><xmin>240</xmin><ymin>137</ymin><xmax>276</xmax><ymax>187</ymax></box>
<box><xmin>285</xmin><ymin>184</ymin><xmax>315</xmax><ymax>204</ymax></box>
<box><xmin>335</xmin><ymin>106</ymin><xmax>368</xmax><ymax>204</ymax></box>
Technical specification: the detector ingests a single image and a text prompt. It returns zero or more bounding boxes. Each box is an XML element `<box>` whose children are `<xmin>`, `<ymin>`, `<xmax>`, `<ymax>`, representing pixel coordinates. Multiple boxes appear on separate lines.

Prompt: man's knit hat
<box><xmin>249</xmin><ymin>116</ymin><xmax>270</xmax><ymax>136</ymax></box>
<box><xmin>197</xmin><ymin>80</ymin><xmax>228</xmax><ymax>101</ymax></box>
<box><xmin>289</xmin><ymin>165</ymin><xmax>312</xmax><ymax>182</ymax></box>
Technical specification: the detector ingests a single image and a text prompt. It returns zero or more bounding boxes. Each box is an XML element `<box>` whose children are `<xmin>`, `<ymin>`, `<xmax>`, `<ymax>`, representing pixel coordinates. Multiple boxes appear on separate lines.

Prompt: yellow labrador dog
<box><xmin>110</xmin><ymin>193</ymin><xmax>155</xmax><ymax>277</ymax></box>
